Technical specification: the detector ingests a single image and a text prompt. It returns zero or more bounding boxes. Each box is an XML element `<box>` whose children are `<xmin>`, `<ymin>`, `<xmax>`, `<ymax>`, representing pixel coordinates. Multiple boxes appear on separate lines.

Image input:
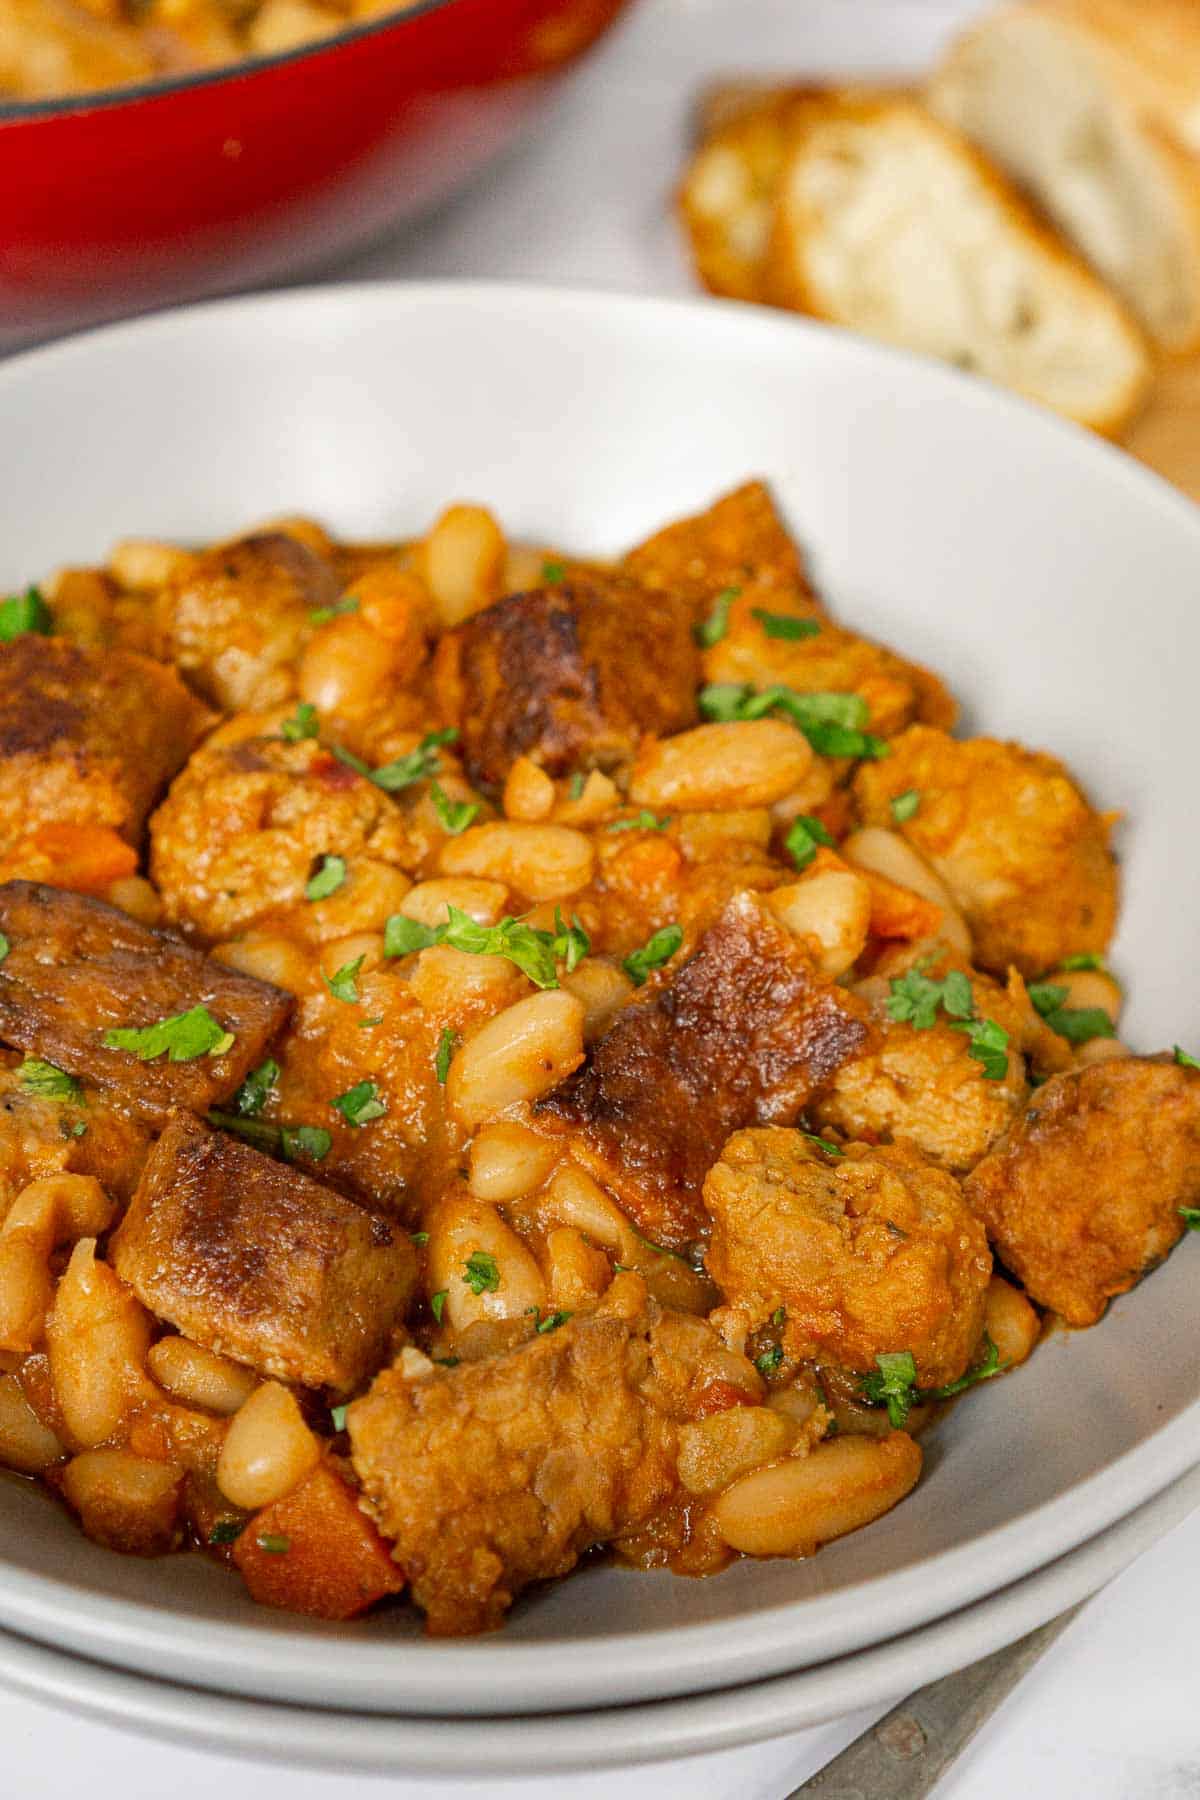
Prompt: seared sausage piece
<box><xmin>432</xmin><ymin>577</ymin><xmax>698</xmax><ymax>791</ymax></box>
<box><xmin>110</xmin><ymin>1117</ymin><xmax>416</xmax><ymax>1395</ymax></box>
<box><xmin>349</xmin><ymin>1273</ymin><xmax>759</xmax><ymax>1634</ymax></box>
<box><xmin>0</xmin><ymin>882</ymin><xmax>292</xmax><ymax>1123</ymax></box>
<box><xmin>535</xmin><ymin>891</ymin><xmax>873</xmax><ymax>1251</ymax></box>
<box><xmin>622</xmin><ymin>478</ymin><xmax>824</xmax><ymax>621</ymax></box>
<box><xmin>964</xmin><ymin>1055</ymin><xmax>1200</xmax><ymax>1326</ymax></box>
<box><xmin>0</xmin><ymin>636</ymin><xmax>211</xmax><ymax>852</ymax></box>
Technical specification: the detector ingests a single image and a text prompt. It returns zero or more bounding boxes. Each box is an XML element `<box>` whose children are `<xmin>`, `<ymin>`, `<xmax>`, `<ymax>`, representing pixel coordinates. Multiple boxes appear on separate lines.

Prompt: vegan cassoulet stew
<box><xmin>0</xmin><ymin>483</ymin><xmax>1193</xmax><ymax>1635</ymax></box>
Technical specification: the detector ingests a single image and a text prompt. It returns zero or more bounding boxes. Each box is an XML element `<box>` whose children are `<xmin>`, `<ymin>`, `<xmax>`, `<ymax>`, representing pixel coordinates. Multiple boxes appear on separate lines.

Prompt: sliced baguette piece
<box><xmin>929</xmin><ymin>2</ymin><xmax>1200</xmax><ymax>353</ymax></box>
<box><xmin>764</xmin><ymin>93</ymin><xmax>1152</xmax><ymax>436</ymax></box>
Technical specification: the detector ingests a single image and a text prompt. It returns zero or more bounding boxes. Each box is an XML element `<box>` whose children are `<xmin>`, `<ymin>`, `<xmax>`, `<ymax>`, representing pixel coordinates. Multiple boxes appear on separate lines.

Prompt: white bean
<box><xmin>446</xmin><ymin>990</ymin><xmax>585</xmax><ymax>1129</ymax></box>
<box><xmin>842</xmin><ymin>827</ymin><xmax>971</xmax><ymax>953</ymax></box>
<box><xmin>711</xmin><ymin>1432</ymin><xmax>922</xmax><ymax>1556</ymax></box>
<box><xmin>427</xmin><ymin>1195</ymin><xmax>546</xmax><ymax>1330</ymax></box>
<box><xmin>631</xmin><ymin>720</ymin><xmax>812</xmax><ymax>811</ymax></box>
<box><xmin>216</xmin><ymin>1381</ymin><xmax>320</xmax><ymax>1510</ymax></box>
<box><xmin>147</xmin><ymin>1339</ymin><xmax>258</xmax><ymax>1417</ymax></box>
<box><xmin>467</xmin><ymin>1123</ymin><xmax>562</xmax><ymax>1202</ymax></box>
<box><xmin>47</xmin><ymin>1240</ymin><xmax>154</xmax><ymax>1448</ymax></box>
<box><xmin>439</xmin><ymin>822</ymin><xmax>594</xmax><ymax>901</ymax></box>
<box><xmin>768</xmin><ymin>870</ymin><xmax>872</xmax><ymax>978</ymax></box>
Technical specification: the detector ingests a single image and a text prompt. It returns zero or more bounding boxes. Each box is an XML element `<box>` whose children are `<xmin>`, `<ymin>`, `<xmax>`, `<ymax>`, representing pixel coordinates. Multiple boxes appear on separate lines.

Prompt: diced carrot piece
<box><xmin>693</xmin><ymin>1378</ymin><xmax>756</xmax><ymax>1418</ymax></box>
<box><xmin>233</xmin><ymin>1461</ymin><xmax>404</xmax><ymax>1620</ymax></box>
<box><xmin>15</xmin><ymin>823</ymin><xmax>139</xmax><ymax>895</ymax></box>
<box><xmin>809</xmin><ymin>790</ymin><xmax>854</xmax><ymax>841</ymax></box>
<box><xmin>861</xmin><ymin>867</ymin><xmax>946</xmax><ymax>942</ymax></box>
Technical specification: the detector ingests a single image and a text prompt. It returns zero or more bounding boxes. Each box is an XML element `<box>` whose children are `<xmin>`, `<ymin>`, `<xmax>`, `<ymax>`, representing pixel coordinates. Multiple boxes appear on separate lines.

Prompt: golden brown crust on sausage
<box><xmin>110</xmin><ymin>1117</ymin><xmax>416</xmax><ymax>1395</ymax></box>
<box><xmin>623</xmin><ymin>479</ymin><xmax>823</xmax><ymax>623</ymax></box>
<box><xmin>0</xmin><ymin>882</ymin><xmax>292</xmax><ymax>1123</ymax></box>
<box><xmin>963</xmin><ymin>1055</ymin><xmax>1200</xmax><ymax>1325</ymax></box>
<box><xmin>535</xmin><ymin>892</ymin><xmax>873</xmax><ymax>1250</ymax></box>
<box><xmin>432</xmin><ymin>578</ymin><xmax>699</xmax><ymax>792</ymax></box>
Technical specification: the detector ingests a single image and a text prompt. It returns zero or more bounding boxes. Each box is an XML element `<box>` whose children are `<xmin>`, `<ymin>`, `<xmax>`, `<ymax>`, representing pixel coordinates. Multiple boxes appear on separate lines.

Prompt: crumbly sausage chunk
<box><xmin>535</xmin><ymin>891</ymin><xmax>872</xmax><ymax>1250</ymax></box>
<box><xmin>432</xmin><ymin>579</ymin><xmax>698</xmax><ymax>792</ymax></box>
<box><xmin>158</xmin><ymin>531</ymin><xmax>341</xmax><ymax>713</ymax></box>
<box><xmin>811</xmin><ymin>949</ymin><xmax>1037</xmax><ymax>1174</ymax></box>
<box><xmin>0</xmin><ymin>882</ymin><xmax>291</xmax><ymax>1123</ymax></box>
<box><xmin>0</xmin><ymin>1053</ymin><xmax>149</xmax><ymax>1223</ymax></box>
<box><xmin>623</xmin><ymin>479</ymin><xmax>823</xmax><ymax>623</ymax></box>
<box><xmin>0</xmin><ymin>636</ymin><xmax>210</xmax><ymax>852</ymax></box>
<box><xmin>110</xmin><ymin>1118</ymin><xmax>416</xmax><ymax>1395</ymax></box>
<box><xmin>149</xmin><ymin>711</ymin><xmax>423</xmax><ymax>942</ymax></box>
<box><xmin>963</xmin><ymin>1057</ymin><xmax>1200</xmax><ymax>1326</ymax></box>
<box><xmin>348</xmin><ymin>1274</ymin><xmax>760</xmax><ymax>1633</ymax></box>
<box><xmin>704</xmin><ymin>1129</ymin><xmax>991</xmax><ymax>1388</ymax></box>
<box><xmin>853</xmin><ymin>726</ymin><xmax>1118</xmax><ymax>976</ymax></box>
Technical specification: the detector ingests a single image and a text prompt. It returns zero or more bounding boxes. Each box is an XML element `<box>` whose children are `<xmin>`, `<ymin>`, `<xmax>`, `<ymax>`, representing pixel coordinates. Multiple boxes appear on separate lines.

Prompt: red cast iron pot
<box><xmin>0</xmin><ymin>0</ymin><xmax>632</xmax><ymax>348</ymax></box>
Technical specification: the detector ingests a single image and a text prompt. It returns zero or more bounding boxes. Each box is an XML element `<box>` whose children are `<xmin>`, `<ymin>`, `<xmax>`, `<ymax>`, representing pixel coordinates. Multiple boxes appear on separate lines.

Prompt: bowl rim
<box><xmin>1</xmin><ymin>279</ymin><xmax>1199</xmax><ymax>1715</ymax></box>
<box><xmin>0</xmin><ymin>0</ymin><xmax>462</xmax><ymax>126</ymax></box>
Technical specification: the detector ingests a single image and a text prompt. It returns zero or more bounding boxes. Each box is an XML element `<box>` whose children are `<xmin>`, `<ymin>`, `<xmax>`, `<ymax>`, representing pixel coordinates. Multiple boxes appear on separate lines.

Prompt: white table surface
<box><xmin>7</xmin><ymin>0</ymin><xmax>1198</xmax><ymax>1792</ymax></box>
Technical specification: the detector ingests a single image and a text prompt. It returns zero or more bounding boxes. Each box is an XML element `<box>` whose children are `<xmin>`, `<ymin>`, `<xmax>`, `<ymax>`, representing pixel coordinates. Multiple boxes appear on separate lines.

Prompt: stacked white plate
<box><xmin>2</xmin><ymin>285</ymin><xmax>1198</xmax><ymax>1775</ymax></box>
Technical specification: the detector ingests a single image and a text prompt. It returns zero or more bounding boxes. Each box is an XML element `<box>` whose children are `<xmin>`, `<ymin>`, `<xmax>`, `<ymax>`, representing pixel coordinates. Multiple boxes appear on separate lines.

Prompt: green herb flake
<box><xmin>771</xmin><ymin>1306</ymin><xmax>787</xmax><ymax>1328</ymax></box>
<box><xmin>568</xmin><ymin>772</ymin><xmax>586</xmax><ymax>801</ymax></box>
<box><xmin>784</xmin><ymin>812</ymin><xmax>835</xmax><ymax>871</ymax></box>
<box><xmin>607</xmin><ymin>810</ymin><xmax>671</xmax><ymax>834</ymax></box>
<box><xmin>324</xmin><ymin>955</ymin><xmax>364</xmax><ymax>1005</ymax></box>
<box><xmin>534</xmin><ymin>1309</ymin><xmax>571</xmax><ymax>1334</ymax></box>
<box><xmin>0</xmin><ymin>932</ymin><xmax>9</xmax><ymax>962</ymax></box>
<box><xmin>1058</xmin><ymin>952</ymin><xmax>1109</xmax><ymax>974</ymax></box>
<box><xmin>1175</xmin><ymin>1046</ymin><xmax>1200</xmax><ymax>1072</ymax></box>
<box><xmin>335</xmin><ymin>727</ymin><xmax>459</xmax><ymax>795</ymax></box>
<box><xmin>17</xmin><ymin>1059</ymin><xmax>82</xmax><ymax>1102</ymax></box>
<box><xmin>104</xmin><ymin>1004</ymin><xmax>234</xmax><ymax>1063</ymax></box>
<box><xmin>694</xmin><ymin>586</ymin><xmax>740</xmax><ymax>648</ymax></box>
<box><xmin>697</xmin><ymin>682</ymin><xmax>888</xmax><ymax>760</ymax></box>
<box><xmin>0</xmin><ymin>586</ymin><xmax>52</xmax><ymax>642</ymax></box>
<box><xmin>331</xmin><ymin>1080</ymin><xmax>387</xmax><ymax>1128</ymax></box>
<box><xmin>623</xmin><ymin>923</ymin><xmax>683</xmax><ymax>987</ymax></box>
<box><xmin>887</xmin><ymin>965</ymin><xmax>1008</xmax><ymax>1079</ymax></box>
<box><xmin>541</xmin><ymin>560</ymin><xmax>567</xmax><ymax>585</ymax></box>
<box><xmin>208</xmin><ymin>1519</ymin><xmax>243</xmax><ymax>1545</ymax></box>
<box><xmin>755</xmin><ymin>1344</ymin><xmax>784</xmax><ymax>1376</ymax></box>
<box><xmin>751</xmin><ymin>609</ymin><xmax>821</xmax><ymax>641</ymax></box>
<box><xmin>383</xmin><ymin>914</ymin><xmax>441</xmax><ymax>958</ymax></box>
<box><xmin>1040</xmin><ymin>1007</ymin><xmax>1115</xmax><ymax>1046</ymax></box>
<box><xmin>385</xmin><ymin>904</ymin><xmax>586</xmax><ymax>989</ymax></box>
<box><xmin>1180</xmin><ymin>1206</ymin><xmax>1200</xmax><ymax>1230</ymax></box>
<box><xmin>256</xmin><ymin>1534</ymin><xmax>291</xmax><ymax>1555</ymax></box>
<box><xmin>280</xmin><ymin>701</ymin><xmax>319</xmax><ymax>742</ymax></box>
<box><xmin>926</xmin><ymin>1335</ymin><xmax>1008</xmax><ymax>1401</ymax></box>
<box><xmin>70</xmin><ymin>1121</ymin><xmax>88</xmax><ymax>1138</ymax></box>
<box><xmin>462</xmin><ymin>1249</ymin><xmax>501</xmax><ymax>1296</ymax></box>
<box><xmin>358</xmin><ymin>1016</ymin><xmax>384</xmax><ymax>1029</ymax></box>
<box><xmin>435</xmin><ymin>1027</ymin><xmax>456</xmax><ymax>1086</ymax></box>
<box><xmin>234</xmin><ymin>1058</ymin><xmax>279</xmax><ymax>1118</ymax></box>
<box><xmin>951</xmin><ymin>1015</ymin><xmax>1011</xmax><ymax>1081</ymax></box>
<box><xmin>305</xmin><ymin>853</ymin><xmax>347</xmax><ymax>901</ymax></box>
<box><xmin>308</xmin><ymin>596</ymin><xmax>359</xmax><ymax>626</ymax></box>
<box><xmin>410</xmin><ymin>1231</ymin><xmax>430</xmax><ymax>1247</ymax></box>
<box><xmin>860</xmin><ymin>1350</ymin><xmax>919</xmax><ymax>1428</ymax></box>
<box><xmin>330</xmin><ymin>1404</ymin><xmax>349</xmax><ymax>1432</ymax></box>
<box><xmin>430</xmin><ymin>782</ymin><xmax>480</xmax><ymax>836</ymax></box>
<box><xmin>280</xmin><ymin>1124</ymin><xmax>332</xmax><ymax>1162</ymax></box>
<box><xmin>890</xmin><ymin>789</ymin><xmax>920</xmax><ymax>824</ymax></box>
<box><xmin>430</xmin><ymin>1289</ymin><xmax>448</xmax><ymax>1324</ymax></box>
<box><xmin>1027</xmin><ymin>982</ymin><xmax>1070</xmax><ymax>1019</ymax></box>
<box><xmin>800</xmin><ymin>1130</ymin><xmax>844</xmax><ymax>1158</ymax></box>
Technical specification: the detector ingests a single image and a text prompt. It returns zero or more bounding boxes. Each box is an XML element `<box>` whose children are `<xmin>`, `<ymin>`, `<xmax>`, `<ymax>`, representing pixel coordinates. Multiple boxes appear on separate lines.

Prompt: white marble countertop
<box><xmin>6</xmin><ymin>0</ymin><xmax>1197</xmax><ymax>1792</ymax></box>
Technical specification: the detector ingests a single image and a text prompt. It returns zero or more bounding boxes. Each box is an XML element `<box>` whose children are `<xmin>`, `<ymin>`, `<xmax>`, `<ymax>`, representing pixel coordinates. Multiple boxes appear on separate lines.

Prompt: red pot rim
<box><xmin>0</xmin><ymin>0</ymin><xmax>459</xmax><ymax>124</ymax></box>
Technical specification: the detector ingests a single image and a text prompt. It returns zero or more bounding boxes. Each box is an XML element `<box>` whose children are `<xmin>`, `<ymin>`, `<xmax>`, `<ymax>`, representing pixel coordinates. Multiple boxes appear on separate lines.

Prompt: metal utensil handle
<box><xmin>788</xmin><ymin>1603</ymin><xmax>1084</xmax><ymax>1799</ymax></box>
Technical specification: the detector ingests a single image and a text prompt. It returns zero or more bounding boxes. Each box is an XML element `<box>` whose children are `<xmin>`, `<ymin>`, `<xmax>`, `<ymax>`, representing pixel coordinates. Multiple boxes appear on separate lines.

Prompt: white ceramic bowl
<box><xmin>1</xmin><ymin>283</ymin><xmax>1198</xmax><ymax>1718</ymax></box>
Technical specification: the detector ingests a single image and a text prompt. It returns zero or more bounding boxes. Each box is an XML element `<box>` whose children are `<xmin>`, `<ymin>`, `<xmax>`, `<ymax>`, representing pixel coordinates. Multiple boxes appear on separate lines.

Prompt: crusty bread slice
<box><xmin>763</xmin><ymin>94</ymin><xmax>1152</xmax><ymax>436</ymax></box>
<box><xmin>929</xmin><ymin>2</ymin><xmax>1200</xmax><ymax>353</ymax></box>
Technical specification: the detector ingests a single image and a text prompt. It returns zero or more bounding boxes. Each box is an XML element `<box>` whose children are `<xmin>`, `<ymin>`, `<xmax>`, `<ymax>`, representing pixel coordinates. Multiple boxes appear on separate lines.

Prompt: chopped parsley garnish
<box><xmin>1175</xmin><ymin>1046</ymin><xmax>1200</xmax><ymax>1072</ymax></box>
<box><xmin>632</xmin><ymin>1230</ymin><xmax>691</xmax><ymax>1264</ymax></box>
<box><xmin>430</xmin><ymin>1289</ymin><xmax>448</xmax><ymax>1323</ymax></box>
<box><xmin>698</xmin><ymin>682</ymin><xmax>889</xmax><ymax>760</ymax></box>
<box><xmin>280</xmin><ymin>701</ymin><xmax>318</xmax><ymax>742</ymax></box>
<box><xmin>104</xmin><ymin>1004</ymin><xmax>234</xmax><ymax>1063</ymax></box>
<box><xmin>305</xmin><ymin>854</ymin><xmax>346</xmax><ymax>901</ymax></box>
<box><xmin>333</xmin><ymin>727</ymin><xmax>458</xmax><ymax>794</ymax></box>
<box><xmin>256</xmin><ymin>1534</ymin><xmax>291</xmax><ymax>1555</ymax></box>
<box><xmin>324</xmin><ymin>955</ymin><xmax>364</xmax><ymax>1005</ymax></box>
<box><xmin>784</xmin><ymin>812</ymin><xmax>835</xmax><ymax>870</ymax></box>
<box><xmin>68</xmin><ymin>1121</ymin><xmax>87</xmax><ymax>1138</ymax></box>
<box><xmin>607</xmin><ymin>810</ymin><xmax>671</xmax><ymax>834</ymax></box>
<box><xmin>1181</xmin><ymin>1207</ymin><xmax>1200</xmax><ymax>1231</ymax></box>
<box><xmin>234</xmin><ymin>1058</ymin><xmax>279</xmax><ymax>1117</ymax></box>
<box><xmin>17</xmin><ymin>1059</ymin><xmax>82</xmax><ymax>1102</ymax></box>
<box><xmin>890</xmin><ymin>789</ymin><xmax>921</xmax><ymax>824</ymax></box>
<box><xmin>623</xmin><ymin>923</ymin><xmax>683</xmax><ymax>987</ymax></box>
<box><xmin>568</xmin><ymin>772</ymin><xmax>586</xmax><ymax>801</ymax></box>
<box><xmin>800</xmin><ymin>1130</ymin><xmax>844</xmax><ymax>1157</ymax></box>
<box><xmin>208</xmin><ymin>1519</ymin><xmax>243</xmax><ymax>1545</ymax></box>
<box><xmin>430</xmin><ymin>782</ymin><xmax>480</xmax><ymax>836</ymax></box>
<box><xmin>434</xmin><ymin>1027</ymin><xmax>456</xmax><ymax>1085</ymax></box>
<box><xmin>694</xmin><ymin>586</ymin><xmax>740</xmax><ymax>647</ymax></box>
<box><xmin>530</xmin><ymin>1307</ymin><xmax>572</xmax><ymax>1334</ymax></box>
<box><xmin>886</xmin><ymin>964</ymin><xmax>1009</xmax><ymax>1080</ymax></box>
<box><xmin>751</xmin><ymin>609</ymin><xmax>820</xmax><ymax>641</ymax></box>
<box><xmin>384</xmin><ymin>904</ymin><xmax>588</xmax><ymax>990</ymax></box>
<box><xmin>1027</xmin><ymin>982</ymin><xmax>1069</xmax><ymax>1018</ymax></box>
<box><xmin>861</xmin><ymin>1337</ymin><xmax>1008</xmax><ymax>1427</ymax></box>
<box><xmin>462</xmin><ymin>1249</ymin><xmax>501</xmax><ymax>1295</ymax></box>
<box><xmin>359</xmin><ymin>1016</ymin><xmax>383</xmax><ymax>1029</ymax></box>
<box><xmin>331</xmin><ymin>1080</ymin><xmax>387</xmax><ymax>1127</ymax></box>
<box><xmin>541</xmin><ymin>560</ymin><xmax>567</xmax><ymax>585</ymax></box>
<box><xmin>0</xmin><ymin>933</ymin><xmax>9</xmax><ymax>963</ymax></box>
<box><xmin>308</xmin><ymin>596</ymin><xmax>359</xmax><ymax>626</ymax></box>
<box><xmin>411</xmin><ymin>1231</ymin><xmax>430</xmax><ymax>1247</ymax></box>
<box><xmin>755</xmin><ymin>1344</ymin><xmax>784</xmax><ymax>1376</ymax></box>
<box><xmin>330</xmin><ymin>1404</ymin><xmax>349</xmax><ymax>1433</ymax></box>
<box><xmin>1059</xmin><ymin>952</ymin><xmax>1110</xmax><ymax>974</ymax></box>
<box><xmin>0</xmin><ymin>586</ymin><xmax>52</xmax><ymax>641</ymax></box>
<box><xmin>1040</xmin><ymin>1006</ymin><xmax>1115</xmax><ymax>1046</ymax></box>
<box><xmin>281</xmin><ymin>1124</ymin><xmax>331</xmax><ymax>1162</ymax></box>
